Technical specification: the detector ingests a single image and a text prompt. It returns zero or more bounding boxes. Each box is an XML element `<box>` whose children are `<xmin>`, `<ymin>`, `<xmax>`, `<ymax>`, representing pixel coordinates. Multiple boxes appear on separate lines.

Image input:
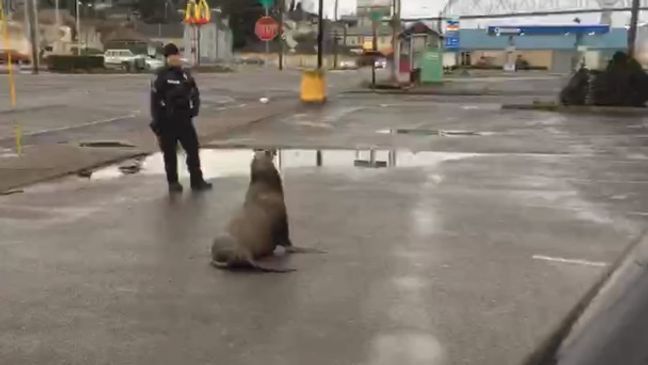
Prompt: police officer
<box><xmin>150</xmin><ymin>43</ymin><xmax>212</xmax><ymax>193</ymax></box>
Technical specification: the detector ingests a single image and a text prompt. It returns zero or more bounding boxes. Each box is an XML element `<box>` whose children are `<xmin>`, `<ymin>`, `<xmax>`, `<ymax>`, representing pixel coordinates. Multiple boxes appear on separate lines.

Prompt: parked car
<box><xmin>338</xmin><ymin>59</ymin><xmax>358</xmax><ymax>70</ymax></box>
<box><xmin>104</xmin><ymin>49</ymin><xmax>146</xmax><ymax>72</ymax></box>
<box><xmin>144</xmin><ymin>56</ymin><xmax>165</xmax><ymax>71</ymax></box>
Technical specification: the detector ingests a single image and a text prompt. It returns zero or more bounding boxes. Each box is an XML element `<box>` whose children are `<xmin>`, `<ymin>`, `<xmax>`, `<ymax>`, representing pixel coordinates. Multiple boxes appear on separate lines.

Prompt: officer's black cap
<box><xmin>163</xmin><ymin>43</ymin><xmax>180</xmax><ymax>58</ymax></box>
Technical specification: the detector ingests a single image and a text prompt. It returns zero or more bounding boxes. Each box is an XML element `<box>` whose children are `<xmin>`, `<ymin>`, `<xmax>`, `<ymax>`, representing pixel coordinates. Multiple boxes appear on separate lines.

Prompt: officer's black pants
<box><xmin>158</xmin><ymin>124</ymin><xmax>204</xmax><ymax>185</ymax></box>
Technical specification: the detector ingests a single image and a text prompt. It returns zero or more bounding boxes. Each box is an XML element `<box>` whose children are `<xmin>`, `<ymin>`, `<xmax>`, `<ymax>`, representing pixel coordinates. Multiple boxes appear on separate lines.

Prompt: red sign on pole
<box><xmin>255</xmin><ymin>16</ymin><xmax>279</xmax><ymax>42</ymax></box>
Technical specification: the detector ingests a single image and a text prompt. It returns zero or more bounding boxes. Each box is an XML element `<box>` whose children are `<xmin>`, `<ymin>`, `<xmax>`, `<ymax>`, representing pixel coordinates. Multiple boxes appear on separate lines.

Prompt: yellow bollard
<box><xmin>300</xmin><ymin>69</ymin><xmax>327</xmax><ymax>104</ymax></box>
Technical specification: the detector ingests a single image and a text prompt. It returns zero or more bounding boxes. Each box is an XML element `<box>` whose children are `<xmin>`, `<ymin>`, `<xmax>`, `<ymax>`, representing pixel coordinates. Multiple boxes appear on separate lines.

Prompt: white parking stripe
<box><xmin>532</xmin><ymin>255</ymin><xmax>609</xmax><ymax>267</ymax></box>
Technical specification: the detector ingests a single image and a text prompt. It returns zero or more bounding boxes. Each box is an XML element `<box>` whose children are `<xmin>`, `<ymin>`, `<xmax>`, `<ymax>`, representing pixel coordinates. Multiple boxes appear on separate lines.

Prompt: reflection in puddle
<box><xmin>78</xmin><ymin>148</ymin><xmax>479</xmax><ymax>181</ymax></box>
<box><xmin>0</xmin><ymin>148</ymin><xmax>18</xmax><ymax>158</ymax></box>
<box><xmin>376</xmin><ymin>128</ymin><xmax>494</xmax><ymax>137</ymax></box>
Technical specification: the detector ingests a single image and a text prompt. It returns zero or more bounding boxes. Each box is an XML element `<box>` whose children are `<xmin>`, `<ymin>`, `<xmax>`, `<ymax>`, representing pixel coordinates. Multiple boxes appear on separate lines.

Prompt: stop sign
<box><xmin>255</xmin><ymin>16</ymin><xmax>279</xmax><ymax>42</ymax></box>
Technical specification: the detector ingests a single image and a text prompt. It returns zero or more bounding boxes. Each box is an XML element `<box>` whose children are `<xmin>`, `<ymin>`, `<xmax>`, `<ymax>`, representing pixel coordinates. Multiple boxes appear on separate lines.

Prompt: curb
<box><xmin>344</xmin><ymin>89</ymin><xmax>558</xmax><ymax>97</ymax></box>
<box><xmin>0</xmin><ymin>150</ymin><xmax>150</xmax><ymax>194</ymax></box>
<box><xmin>502</xmin><ymin>103</ymin><xmax>648</xmax><ymax>116</ymax></box>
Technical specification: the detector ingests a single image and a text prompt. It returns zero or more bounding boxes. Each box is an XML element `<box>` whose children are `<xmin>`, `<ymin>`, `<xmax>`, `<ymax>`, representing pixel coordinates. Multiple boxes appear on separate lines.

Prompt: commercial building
<box><xmin>448</xmin><ymin>27</ymin><xmax>627</xmax><ymax>73</ymax></box>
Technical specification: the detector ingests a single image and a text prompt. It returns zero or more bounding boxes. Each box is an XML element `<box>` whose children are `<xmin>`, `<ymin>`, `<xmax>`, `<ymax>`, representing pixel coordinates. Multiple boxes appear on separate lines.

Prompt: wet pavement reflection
<box><xmin>376</xmin><ymin>129</ymin><xmax>495</xmax><ymax>137</ymax></box>
<box><xmin>77</xmin><ymin>148</ymin><xmax>481</xmax><ymax>182</ymax></box>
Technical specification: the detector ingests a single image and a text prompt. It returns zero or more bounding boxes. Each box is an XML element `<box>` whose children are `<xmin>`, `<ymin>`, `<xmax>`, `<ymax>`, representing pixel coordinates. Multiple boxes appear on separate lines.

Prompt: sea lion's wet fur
<box><xmin>211</xmin><ymin>150</ymin><xmax>319</xmax><ymax>273</ymax></box>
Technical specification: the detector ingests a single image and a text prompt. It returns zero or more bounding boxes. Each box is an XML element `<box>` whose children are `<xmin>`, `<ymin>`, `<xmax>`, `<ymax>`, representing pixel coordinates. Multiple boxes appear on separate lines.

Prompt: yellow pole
<box><xmin>0</xmin><ymin>2</ymin><xmax>21</xmax><ymax>155</ymax></box>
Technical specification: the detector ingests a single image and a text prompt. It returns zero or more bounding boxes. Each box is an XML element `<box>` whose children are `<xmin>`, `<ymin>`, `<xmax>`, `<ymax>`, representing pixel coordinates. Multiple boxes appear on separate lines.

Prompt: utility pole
<box><xmin>628</xmin><ymin>0</ymin><xmax>640</xmax><ymax>57</ymax></box>
<box><xmin>316</xmin><ymin>0</ymin><xmax>323</xmax><ymax>69</ymax></box>
<box><xmin>26</xmin><ymin>0</ymin><xmax>38</xmax><ymax>73</ymax></box>
<box><xmin>75</xmin><ymin>0</ymin><xmax>81</xmax><ymax>55</ymax></box>
<box><xmin>371</xmin><ymin>19</ymin><xmax>377</xmax><ymax>87</ymax></box>
<box><xmin>55</xmin><ymin>0</ymin><xmax>60</xmax><ymax>27</ymax></box>
<box><xmin>333</xmin><ymin>0</ymin><xmax>338</xmax><ymax>69</ymax></box>
<box><xmin>391</xmin><ymin>0</ymin><xmax>400</xmax><ymax>84</ymax></box>
<box><xmin>278</xmin><ymin>0</ymin><xmax>284</xmax><ymax>70</ymax></box>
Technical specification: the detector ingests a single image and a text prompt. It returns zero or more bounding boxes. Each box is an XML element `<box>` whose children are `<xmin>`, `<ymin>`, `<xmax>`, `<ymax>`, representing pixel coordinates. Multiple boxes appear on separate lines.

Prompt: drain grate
<box><xmin>79</xmin><ymin>141</ymin><xmax>136</xmax><ymax>148</ymax></box>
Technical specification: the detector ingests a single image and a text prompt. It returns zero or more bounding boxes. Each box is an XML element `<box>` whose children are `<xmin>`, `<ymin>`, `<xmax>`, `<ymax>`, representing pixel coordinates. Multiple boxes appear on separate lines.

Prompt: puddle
<box><xmin>78</xmin><ymin>148</ymin><xmax>480</xmax><ymax>181</ymax></box>
<box><xmin>79</xmin><ymin>141</ymin><xmax>136</xmax><ymax>148</ymax></box>
<box><xmin>376</xmin><ymin>129</ymin><xmax>494</xmax><ymax>137</ymax></box>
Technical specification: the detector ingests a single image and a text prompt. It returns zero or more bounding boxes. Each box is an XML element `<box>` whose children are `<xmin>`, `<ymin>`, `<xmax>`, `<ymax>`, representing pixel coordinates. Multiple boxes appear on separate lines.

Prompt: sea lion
<box><xmin>210</xmin><ymin>149</ymin><xmax>323</xmax><ymax>273</ymax></box>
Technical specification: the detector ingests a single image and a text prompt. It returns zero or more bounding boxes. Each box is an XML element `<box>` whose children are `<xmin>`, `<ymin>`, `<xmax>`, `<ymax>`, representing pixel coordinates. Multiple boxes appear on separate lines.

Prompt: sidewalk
<box><xmin>0</xmin><ymin>99</ymin><xmax>299</xmax><ymax>193</ymax></box>
<box><xmin>347</xmin><ymin>82</ymin><xmax>561</xmax><ymax>96</ymax></box>
<box><xmin>346</xmin><ymin>72</ymin><xmax>564</xmax><ymax>97</ymax></box>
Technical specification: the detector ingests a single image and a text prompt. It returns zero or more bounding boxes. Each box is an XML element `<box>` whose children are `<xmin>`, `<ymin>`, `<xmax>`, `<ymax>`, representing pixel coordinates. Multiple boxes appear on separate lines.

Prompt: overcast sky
<box><xmin>302</xmin><ymin>0</ymin><xmax>447</xmax><ymax>19</ymax></box>
<box><xmin>300</xmin><ymin>0</ymin><xmax>643</xmax><ymax>27</ymax></box>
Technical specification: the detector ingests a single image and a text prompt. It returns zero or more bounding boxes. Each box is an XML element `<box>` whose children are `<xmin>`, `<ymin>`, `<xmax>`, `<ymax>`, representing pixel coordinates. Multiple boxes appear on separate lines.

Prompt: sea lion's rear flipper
<box><xmin>285</xmin><ymin>246</ymin><xmax>327</xmax><ymax>254</ymax></box>
<box><xmin>210</xmin><ymin>258</ymin><xmax>295</xmax><ymax>273</ymax></box>
<box><xmin>249</xmin><ymin>259</ymin><xmax>297</xmax><ymax>273</ymax></box>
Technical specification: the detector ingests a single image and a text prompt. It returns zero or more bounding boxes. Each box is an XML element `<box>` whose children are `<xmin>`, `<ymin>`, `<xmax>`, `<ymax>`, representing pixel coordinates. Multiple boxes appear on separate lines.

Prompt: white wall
<box><xmin>443</xmin><ymin>52</ymin><xmax>457</xmax><ymax>67</ymax></box>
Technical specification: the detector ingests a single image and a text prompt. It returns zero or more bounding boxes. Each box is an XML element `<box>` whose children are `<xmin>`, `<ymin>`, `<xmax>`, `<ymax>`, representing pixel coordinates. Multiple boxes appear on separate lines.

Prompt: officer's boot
<box><xmin>168</xmin><ymin>182</ymin><xmax>184</xmax><ymax>193</ymax></box>
<box><xmin>186</xmin><ymin>150</ymin><xmax>212</xmax><ymax>191</ymax></box>
<box><xmin>190</xmin><ymin>177</ymin><xmax>212</xmax><ymax>191</ymax></box>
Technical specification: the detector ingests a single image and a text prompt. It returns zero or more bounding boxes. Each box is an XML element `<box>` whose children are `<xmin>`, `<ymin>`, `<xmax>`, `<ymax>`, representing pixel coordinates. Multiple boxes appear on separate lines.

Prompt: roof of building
<box><xmin>400</xmin><ymin>22</ymin><xmax>440</xmax><ymax>39</ymax></box>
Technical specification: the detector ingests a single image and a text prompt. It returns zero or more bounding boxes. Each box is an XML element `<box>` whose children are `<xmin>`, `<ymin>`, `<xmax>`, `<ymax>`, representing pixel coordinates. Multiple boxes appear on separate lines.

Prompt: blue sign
<box><xmin>445</xmin><ymin>20</ymin><xmax>460</xmax><ymax>50</ymax></box>
<box><xmin>487</xmin><ymin>24</ymin><xmax>610</xmax><ymax>37</ymax></box>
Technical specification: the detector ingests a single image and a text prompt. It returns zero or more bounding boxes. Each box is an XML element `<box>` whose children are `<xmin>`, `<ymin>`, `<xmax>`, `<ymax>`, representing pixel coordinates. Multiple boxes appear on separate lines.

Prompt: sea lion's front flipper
<box><xmin>284</xmin><ymin>246</ymin><xmax>327</xmax><ymax>254</ymax></box>
<box><xmin>210</xmin><ymin>260</ymin><xmax>229</xmax><ymax>269</ymax></box>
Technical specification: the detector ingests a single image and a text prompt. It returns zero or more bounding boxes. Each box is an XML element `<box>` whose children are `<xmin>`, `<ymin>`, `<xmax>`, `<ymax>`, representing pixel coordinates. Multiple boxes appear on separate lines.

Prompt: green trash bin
<box><xmin>420</xmin><ymin>49</ymin><xmax>443</xmax><ymax>84</ymax></box>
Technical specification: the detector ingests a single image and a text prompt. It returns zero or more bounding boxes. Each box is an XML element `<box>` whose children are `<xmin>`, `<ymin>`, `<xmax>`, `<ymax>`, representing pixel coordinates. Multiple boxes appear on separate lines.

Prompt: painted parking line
<box><xmin>532</xmin><ymin>254</ymin><xmax>609</xmax><ymax>267</ymax></box>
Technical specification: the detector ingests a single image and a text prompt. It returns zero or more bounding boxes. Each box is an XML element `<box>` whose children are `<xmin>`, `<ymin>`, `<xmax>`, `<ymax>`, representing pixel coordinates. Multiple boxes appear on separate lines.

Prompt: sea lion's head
<box><xmin>250</xmin><ymin>149</ymin><xmax>280</xmax><ymax>184</ymax></box>
<box><xmin>253</xmin><ymin>148</ymin><xmax>277</xmax><ymax>160</ymax></box>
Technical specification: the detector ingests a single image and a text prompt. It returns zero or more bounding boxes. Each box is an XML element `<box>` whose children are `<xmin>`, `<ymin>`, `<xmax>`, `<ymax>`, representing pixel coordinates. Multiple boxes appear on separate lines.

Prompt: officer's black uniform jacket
<box><xmin>150</xmin><ymin>65</ymin><xmax>201</xmax><ymax>136</ymax></box>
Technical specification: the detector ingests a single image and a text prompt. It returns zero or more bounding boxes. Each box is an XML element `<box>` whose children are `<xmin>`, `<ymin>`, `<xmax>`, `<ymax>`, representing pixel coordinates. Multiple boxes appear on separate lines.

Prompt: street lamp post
<box><xmin>55</xmin><ymin>0</ymin><xmax>60</xmax><ymax>26</ymax></box>
<box><xmin>75</xmin><ymin>0</ymin><xmax>81</xmax><ymax>55</ymax></box>
<box><xmin>26</xmin><ymin>0</ymin><xmax>38</xmax><ymax>73</ymax></box>
<box><xmin>391</xmin><ymin>0</ymin><xmax>401</xmax><ymax>84</ymax></box>
<box><xmin>628</xmin><ymin>0</ymin><xmax>640</xmax><ymax>57</ymax></box>
<box><xmin>317</xmin><ymin>0</ymin><xmax>323</xmax><ymax>69</ymax></box>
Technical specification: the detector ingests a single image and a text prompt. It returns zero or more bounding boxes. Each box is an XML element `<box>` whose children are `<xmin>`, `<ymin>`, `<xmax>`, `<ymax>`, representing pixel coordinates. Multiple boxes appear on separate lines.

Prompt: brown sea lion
<box><xmin>210</xmin><ymin>149</ymin><xmax>323</xmax><ymax>273</ymax></box>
